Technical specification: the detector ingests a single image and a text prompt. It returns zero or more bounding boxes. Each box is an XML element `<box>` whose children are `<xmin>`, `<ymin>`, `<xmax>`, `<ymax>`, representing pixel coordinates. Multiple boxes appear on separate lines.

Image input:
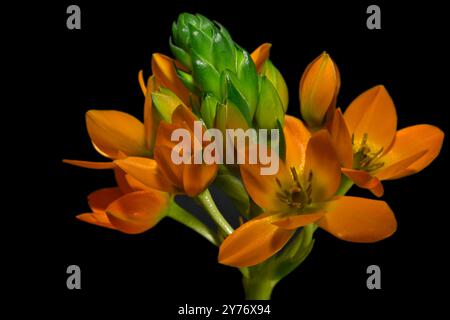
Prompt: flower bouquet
<box><xmin>64</xmin><ymin>13</ymin><xmax>444</xmax><ymax>299</ymax></box>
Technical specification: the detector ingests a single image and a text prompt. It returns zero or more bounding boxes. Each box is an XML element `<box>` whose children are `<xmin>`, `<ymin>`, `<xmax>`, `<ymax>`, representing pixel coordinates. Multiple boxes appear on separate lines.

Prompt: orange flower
<box><xmin>64</xmin><ymin>71</ymin><xmax>160</xmax><ymax>170</ymax></box>
<box><xmin>64</xmin><ymin>70</ymin><xmax>174</xmax><ymax>232</ymax></box>
<box><xmin>63</xmin><ymin>109</ymin><xmax>150</xmax><ymax>172</ymax></box>
<box><xmin>66</xmin><ymin>52</ymin><xmax>192</xmax><ymax>170</ymax></box>
<box><xmin>330</xmin><ymin>85</ymin><xmax>444</xmax><ymax>197</ymax></box>
<box><xmin>299</xmin><ymin>52</ymin><xmax>340</xmax><ymax>129</ymax></box>
<box><xmin>218</xmin><ymin>116</ymin><xmax>397</xmax><ymax>268</ymax></box>
<box><xmin>77</xmin><ymin>186</ymin><xmax>170</xmax><ymax>234</ymax></box>
<box><xmin>72</xmin><ymin>151</ymin><xmax>170</xmax><ymax>233</ymax></box>
<box><xmin>114</xmin><ymin>104</ymin><xmax>218</xmax><ymax>197</ymax></box>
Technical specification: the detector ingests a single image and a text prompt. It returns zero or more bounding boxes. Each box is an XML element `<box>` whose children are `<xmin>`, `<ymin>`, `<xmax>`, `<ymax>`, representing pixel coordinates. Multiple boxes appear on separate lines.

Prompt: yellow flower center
<box><xmin>352</xmin><ymin>133</ymin><xmax>384</xmax><ymax>172</ymax></box>
<box><xmin>275</xmin><ymin>167</ymin><xmax>312</xmax><ymax>209</ymax></box>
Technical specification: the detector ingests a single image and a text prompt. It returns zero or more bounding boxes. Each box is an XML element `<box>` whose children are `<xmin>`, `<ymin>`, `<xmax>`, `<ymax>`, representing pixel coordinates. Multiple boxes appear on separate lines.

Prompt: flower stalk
<box><xmin>243</xmin><ymin>276</ymin><xmax>277</xmax><ymax>300</ymax></box>
<box><xmin>241</xmin><ymin>223</ymin><xmax>317</xmax><ymax>299</ymax></box>
<box><xmin>167</xmin><ymin>201</ymin><xmax>220</xmax><ymax>246</ymax></box>
<box><xmin>336</xmin><ymin>175</ymin><xmax>354</xmax><ymax>195</ymax></box>
<box><xmin>196</xmin><ymin>189</ymin><xmax>234</xmax><ymax>236</ymax></box>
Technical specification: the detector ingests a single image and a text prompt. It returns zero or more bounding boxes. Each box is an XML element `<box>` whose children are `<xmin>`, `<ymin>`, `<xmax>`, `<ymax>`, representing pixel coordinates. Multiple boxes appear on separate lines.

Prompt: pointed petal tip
<box><xmin>76</xmin><ymin>212</ymin><xmax>117</xmax><ymax>230</ymax></box>
<box><xmin>344</xmin><ymin>84</ymin><xmax>397</xmax><ymax>152</ymax></box>
<box><xmin>138</xmin><ymin>69</ymin><xmax>147</xmax><ymax>95</ymax></box>
<box><xmin>380</xmin><ymin>124</ymin><xmax>444</xmax><ymax>179</ymax></box>
<box><xmin>62</xmin><ymin>159</ymin><xmax>115</xmax><ymax>169</ymax></box>
<box><xmin>341</xmin><ymin>168</ymin><xmax>384</xmax><ymax>197</ymax></box>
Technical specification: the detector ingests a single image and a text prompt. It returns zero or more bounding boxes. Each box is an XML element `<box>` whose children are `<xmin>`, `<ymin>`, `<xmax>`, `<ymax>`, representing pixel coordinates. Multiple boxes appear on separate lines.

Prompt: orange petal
<box><xmin>283</xmin><ymin>115</ymin><xmax>310</xmax><ymax>169</ymax></box>
<box><xmin>151</xmin><ymin>53</ymin><xmax>190</xmax><ymax>105</ymax></box>
<box><xmin>318</xmin><ymin>196</ymin><xmax>397</xmax><ymax>243</ymax></box>
<box><xmin>125</xmin><ymin>174</ymin><xmax>155</xmax><ymax>192</ymax></box>
<box><xmin>154</xmin><ymin>144</ymin><xmax>185</xmax><ymax>190</ymax></box>
<box><xmin>377</xmin><ymin>125</ymin><xmax>444</xmax><ymax>180</ymax></box>
<box><xmin>171</xmin><ymin>104</ymin><xmax>198</xmax><ymax>133</ymax></box>
<box><xmin>154</xmin><ymin>121</ymin><xmax>180</xmax><ymax>149</ymax></box>
<box><xmin>63</xmin><ymin>159</ymin><xmax>115</xmax><ymax>169</ymax></box>
<box><xmin>344</xmin><ymin>85</ymin><xmax>397</xmax><ymax>152</ymax></box>
<box><xmin>156</xmin><ymin>107</ymin><xmax>200</xmax><ymax>153</ymax></box>
<box><xmin>144</xmin><ymin>75</ymin><xmax>159</xmax><ymax>151</ymax></box>
<box><xmin>304</xmin><ymin>130</ymin><xmax>341</xmax><ymax>202</ymax></box>
<box><xmin>240</xmin><ymin>159</ymin><xmax>291</xmax><ymax>212</ymax></box>
<box><xmin>106</xmin><ymin>190</ymin><xmax>169</xmax><ymax>234</ymax></box>
<box><xmin>341</xmin><ymin>168</ymin><xmax>384</xmax><ymax>197</ymax></box>
<box><xmin>87</xmin><ymin>187</ymin><xmax>123</xmax><ymax>213</ymax></box>
<box><xmin>152</xmin><ymin>89</ymin><xmax>187</xmax><ymax>123</ymax></box>
<box><xmin>183</xmin><ymin>162</ymin><xmax>218</xmax><ymax>197</ymax></box>
<box><xmin>114</xmin><ymin>168</ymin><xmax>135</xmax><ymax>194</ymax></box>
<box><xmin>374</xmin><ymin>151</ymin><xmax>425</xmax><ymax>181</ymax></box>
<box><xmin>218</xmin><ymin>214</ymin><xmax>294</xmax><ymax>267</ymax></box>
<box><xmin>299</xmin><ymin>52</ymin><xmax>340</xmax><ymax>128</ymax></box>
<box><xmin>251</xmin><ymin>43</ymin><xmax>272</xmax><ymax>73</ymax></box>
<box><xmin>138</xmin><ymin>70</ymin><xmax>146</xmax><ymax>96</ymax></box>
<box><xmin>114</xmin><ymin>157</ymin><xmax>177</xmax><ymax>193</ymax></box>
<box><xmin>77</xmin><ymin>212</ymin><xmax>116</xmax><ymax>230</ymax></box>
<box><xmin>272</xmin><ymin>212</ymin><xmax>325</xmax><ymax>230</ymax></box>
<box><xmin>154</xmin><ymin>115</ymin><xmax>196</xmax><ymax>189</ymax></box>
<box><xmin>86</xmin><ymin>110</ymin><xmax>149</xmax><ymax>159</ymax></box>
<box><xmin>328</xmin><ymin>108</ymin><xmax>353</xmax><ymax>168</ymax></box>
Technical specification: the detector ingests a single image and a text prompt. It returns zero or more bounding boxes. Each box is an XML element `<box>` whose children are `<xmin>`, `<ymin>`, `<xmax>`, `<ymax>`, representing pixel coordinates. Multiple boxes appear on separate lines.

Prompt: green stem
<box><xmin>241</xmin><ymin>224</ymin><xmax>318</xmax><ymax>300</ymax></box>
<box><xmin>167</xmin><ymin>201</ymin><xmax>219</xmax><ymax>246</ymax></box>
<box><xmin>243</xmin><ymin>276</ymin><xmax>277</xmax><ymax>300</ymax></box>
<box><xmin>197</xmin><ymin>189</ymin><xmax>234</xmax><ymax>235</ymax></box>
<box><xmin>336</xmin><ymin>174</ymin><xmax>354</xmax><ymax>195</ymax></box>
<box><xmin>303</xmin><ymin>223</ymin><xmax>318</xmax><ymax>245</ymax></box>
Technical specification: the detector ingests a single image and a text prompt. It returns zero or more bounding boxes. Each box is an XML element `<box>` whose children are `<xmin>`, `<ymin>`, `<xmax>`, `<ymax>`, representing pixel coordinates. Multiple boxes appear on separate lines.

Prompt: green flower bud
<box><xmin>260</xmin><ymin>60</ymin><xmax>289</xmax><ymax>112</ymax></box>
<box><xmin>200</xmin><ymin>94</ymin><xmax>219</xmax><ymax>128</ymax></box>
<box><xmin>221</xmin><ymin>70</ymin><xmax>252</xmax><ymax>126</ymax></box>
<box><xmin>169</xmin><ymin>37</ymin><xmax>192</xmax><ymax>69</ymax></box>
<box><xmin>211</xmin><ymin>22</ymin><xmax>235</xmax><ymax>73</ymax></box>
<box><xmin>152</xmin><ymin>87</ymin><xmax>185</xmax><ymax>122</ymax></box>
<box><xmin>171</xmin><ymin>13</ymin><xmax>259</xmax><ymax>123</ymax></box>
<box><xmin>172</xmin><ymin>13</ymin><xmax>215</xmax><ymax>53</ymax></box>
<box><xmin>175</xmin><ymin>68</ymin><xmax>198</xmax><ymax>94</ymax></box>
<box><xmin>215</xmin><ymin>101</ymin><xmax>249</xmax><ymax>134</ymax></box>
<box><xmin>234</xmin><ymin>45</ymin><xmax>259</xmax><ymax>117</ymax></box>
<box><xmin>254</xmin><ymin>76</ymin><xmax>285</xmax><ymax>129</ymax></box>
<box><xmin>191</xmin><ymin>50</ymin><xmax>221</xmax><ymax>98</ymax></box>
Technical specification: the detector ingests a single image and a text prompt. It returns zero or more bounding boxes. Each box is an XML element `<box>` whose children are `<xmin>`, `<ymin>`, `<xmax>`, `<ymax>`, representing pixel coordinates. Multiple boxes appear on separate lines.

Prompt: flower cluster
<box><xmin>65</xmin><ymin>13</ymin><xmax>443</xmax><ymax>299</ymax></box>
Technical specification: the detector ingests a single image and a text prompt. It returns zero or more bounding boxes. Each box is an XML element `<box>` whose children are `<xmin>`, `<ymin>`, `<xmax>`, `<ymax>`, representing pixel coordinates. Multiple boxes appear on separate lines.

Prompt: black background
<box><xmin>17</xmin><ymin>0</ymin><xmax>449</xmax><ymax>317</ymax></box>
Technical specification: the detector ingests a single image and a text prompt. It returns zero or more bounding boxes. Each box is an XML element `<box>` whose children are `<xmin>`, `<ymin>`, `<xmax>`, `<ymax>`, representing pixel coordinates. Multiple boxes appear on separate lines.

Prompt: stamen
<box><xmin>361</xmin><ymin>133</ymin><xmax>368</xmax><ymax>147</ymax></box>
<box><xmin>275</xmin><ymin>167</ymin><xmax>313</xmax><ymax>209</ymax></box>
<box><xmin>290</xmin><ymin>167</ymin><xmax>299</xmax><ymax>182</ymax></box>
<box><xmin>352</xmin><ymin>133</ymin><xmax>385</xmax><ymax>172</ymax></box>
<box><xmin>275</xmin><ymin>177</ymin><xmax>282</xmax><ymax>188</ymax></box>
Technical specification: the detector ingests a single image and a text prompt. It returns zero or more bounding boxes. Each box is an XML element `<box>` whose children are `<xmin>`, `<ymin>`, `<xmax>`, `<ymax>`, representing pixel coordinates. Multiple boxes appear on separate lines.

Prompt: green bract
<box><xmin>259</xmin><ymin>60</ymin><xmax>289</xmax><ymax>112</ymax></box>
<box><xmin>171</xmin><ymin>13</ymin><xmax>259</xmax><ymax>128</ymax></box>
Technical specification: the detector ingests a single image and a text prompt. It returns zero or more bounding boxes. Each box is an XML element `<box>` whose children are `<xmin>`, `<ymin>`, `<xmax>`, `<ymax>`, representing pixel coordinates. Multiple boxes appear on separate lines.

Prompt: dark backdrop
<box><xmin>21</xmin><ymin>0</ymin><xmax>449</xmax><ymax>317</ymax></box>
